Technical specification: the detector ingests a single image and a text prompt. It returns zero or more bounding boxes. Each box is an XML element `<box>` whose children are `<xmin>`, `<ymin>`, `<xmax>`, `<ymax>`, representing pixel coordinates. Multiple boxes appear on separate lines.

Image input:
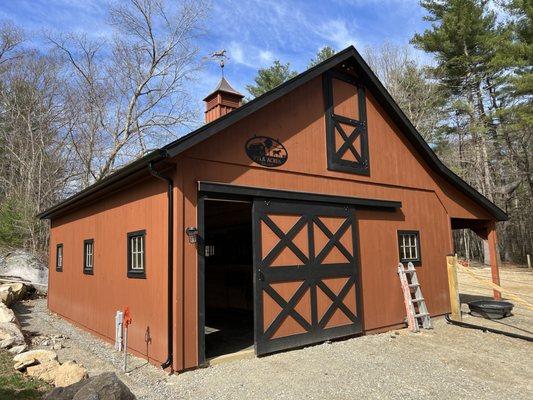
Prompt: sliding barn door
<box><xmin>253</xmin><ymin>199</ymin><xmax>362</xmax><ymax>356</ymax></box>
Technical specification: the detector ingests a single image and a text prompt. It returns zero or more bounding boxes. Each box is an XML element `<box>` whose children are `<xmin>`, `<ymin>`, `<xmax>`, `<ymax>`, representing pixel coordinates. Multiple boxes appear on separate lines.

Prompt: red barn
<box><xmin>39</xmin><ymin>46</ymin><xmax>506</xmax><ymax>373</ymax></box>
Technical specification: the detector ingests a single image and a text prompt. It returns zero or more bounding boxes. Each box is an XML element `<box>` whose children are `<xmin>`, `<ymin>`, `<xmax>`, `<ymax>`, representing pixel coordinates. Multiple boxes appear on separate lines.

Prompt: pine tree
<box><xmin>308</xmin><ymin>46</ymin><xmax>336</xmax><ymax>68</ymax></box>
<box><xmin>246</xmin><ymin>60</ymin><xmax>298</xmax><ymax>98</ymax></box>
<box><xmin>411</xmin><ymin>0</ymin><xmax>533</xmax><ymax>263</ymax></box>
<box><xmin>412</xmin><ymin>0</ymin><xmax>500</xmax><ymax>94</ymax></box>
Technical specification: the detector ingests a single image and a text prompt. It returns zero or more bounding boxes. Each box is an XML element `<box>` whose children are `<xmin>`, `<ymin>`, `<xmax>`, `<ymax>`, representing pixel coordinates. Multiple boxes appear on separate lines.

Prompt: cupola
<box><xmin>203</xmin><ymin>77</ymin><xmax>244</xmax><ymax>123</ymax></box>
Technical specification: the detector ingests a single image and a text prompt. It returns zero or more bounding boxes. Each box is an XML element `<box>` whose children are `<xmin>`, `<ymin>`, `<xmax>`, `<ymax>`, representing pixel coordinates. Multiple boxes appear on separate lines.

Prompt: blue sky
<box><xmin>1</xmin><ymin>0</ymin><xmax>430</xmax><ymax>127</ymax></box>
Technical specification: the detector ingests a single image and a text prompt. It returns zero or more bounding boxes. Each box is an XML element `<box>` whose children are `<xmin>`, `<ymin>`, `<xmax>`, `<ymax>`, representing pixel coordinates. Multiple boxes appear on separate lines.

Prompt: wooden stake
<box><xmin>124</xmin><ymin>326</ymin><xmax>128</xmax><ymax>373</ymax></box>
<box><xmin>446</xmin><ymin>255</ymin><xmax>461</xmax><ymax>321</ymax></box>
<box><xmin>527</xmin><ymin>254</ymin><xmax>531</xmax><ymax>269</ymax></box>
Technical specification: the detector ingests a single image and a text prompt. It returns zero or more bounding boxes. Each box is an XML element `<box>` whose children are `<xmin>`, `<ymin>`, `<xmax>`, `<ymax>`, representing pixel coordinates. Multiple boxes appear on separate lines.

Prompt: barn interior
<box><xmin>204</xmin><ymin>199</ymin><xmax>254</xmax><ymax>359</ymax></box>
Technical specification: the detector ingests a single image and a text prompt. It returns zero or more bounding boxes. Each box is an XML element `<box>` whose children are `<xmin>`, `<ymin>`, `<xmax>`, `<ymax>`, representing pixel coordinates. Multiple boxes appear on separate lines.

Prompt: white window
<box><xmin>84</xmin><ymin>239</ymin><xmax>94</xmax><ymax>274</ymax></box>
<box><xmin>128</xmin><ymin>230</ymin><xmax>146</xmax><ymax>278</ymax></box>
<box><xmin>205</xmin><ymin>245</ymin><xmax>215</xmax><ymax>257</ymax></box>
<box><xmin>56</xmin><ymin>244</ymin><xmax>63</xmax><ymax>271</ymax></box>
<box><xmin>398</xmin><ymin>231</ymin><xmax>421</xmax><ymax>265</ymax></box>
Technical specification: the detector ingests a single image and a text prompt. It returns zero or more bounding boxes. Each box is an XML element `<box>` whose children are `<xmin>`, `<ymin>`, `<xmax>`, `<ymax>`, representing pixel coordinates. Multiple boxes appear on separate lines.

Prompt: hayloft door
<box><xmin>252</xmin><ymin>199</ymin><xmax>362</xmax><ymax>356</ymax></box>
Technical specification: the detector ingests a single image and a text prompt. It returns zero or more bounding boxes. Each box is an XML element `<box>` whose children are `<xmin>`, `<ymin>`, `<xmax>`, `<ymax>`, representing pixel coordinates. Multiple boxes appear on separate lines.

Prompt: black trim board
<box><xmin>83</xmin><ymin>239</ymin><xmax>94</xmax><ymax>275</ymax></box>
<box><xmin>167</xmin><ymin>46</ymin><xmax>506</xmax><ymax>221</ymax></box>
<box><xmin>323</xmin><ymin>69</ymin><xmax>370</xmax><ymax>175</ymax></box>
<box><xmin>198</xmin><ymin>181</ymin><xmax>401</xmax><ymax>210</ymax></box>
<box><xmin>252</xmin><ymin>199</ymin><xmax>362</xmax><ymax>356</ymax></box>
<box><xmin>37</xmin><ymin>150</ymin><xmax>166</xmax><ymax>219</ymax></box>
<box><xmin>197</xmin><ymin>196</ymin><xmax>206</xmax><ymax>366</ymax></box>
<box><xmin>40</xmin><ymin>46</ymin><xmax>507</xmax><ymax>222</ymax></box>
<box><xmin>397</xmin><ymin>230</ymin><xmax>422</xmax><ymax>266</ymax></box>
<box><xmin>127</xmin><ymin>230</ymin><xmax>147</xmax><ymax>279</ymax></box>
<box><xmin>56</xmin><ymin>244</ymin><xmax>63</xmax><ymax>272</ymax></box>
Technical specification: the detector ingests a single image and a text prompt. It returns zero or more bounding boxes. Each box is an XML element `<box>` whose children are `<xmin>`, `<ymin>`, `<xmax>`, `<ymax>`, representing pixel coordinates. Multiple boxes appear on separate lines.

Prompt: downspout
<box><xmin>148</xmin><ymin>151</ymin><xmax>174</xmax><ymax>371</ymax></box>
<box><xmin>445</xmin><ymin>314</ymin><xmax>532</xmax><ymax>342</ymax></box>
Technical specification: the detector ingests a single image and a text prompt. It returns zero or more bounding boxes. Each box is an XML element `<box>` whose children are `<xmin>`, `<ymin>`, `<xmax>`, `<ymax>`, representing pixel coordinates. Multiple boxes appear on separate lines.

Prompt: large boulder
<box><xmin>7</xmin><ymin>343</ymin><xmax>27</xmax><ymax>354</ymax></box>
<box><xmin>43</xmin><ymin>372</ymin><xmax>136</xmax><ymax>400</ymax></box>
<box><xmin>26</xmin><ymin>359</ymin><xmax>61</xmax><ymax>381</ymax></box>
<box><xmin>52</xmin><ymin>360</ymin><xmax>89</xmax><ymax>387</ymax></box>
<box><xmin>0</xmin><ymin>285</ymin><xmax>14</xmax><ymax>306</ymax></box>
<box><xmin>0</xmin><ymin>302</ymin><xmax>16</xmax><ymax>323</ymax></box>
<box><xmin>13</xmin><ymin>349</ymin><xmax>57</xmax><ymax>365</ymax></box>
<box><xmin>0</xmin><ymin>321</ymin><xmax>25</xmax><ymax>349</ymax></box>
<box><xmin>8</xmin><ymin>282</ymin><xmax>27</xmax><ymax>300</ymax></box>
<box><xmin>0</xmin><ymin>282</ymin><xmax>28</xmax><ymax>305</ymax></box>
<box><xmin>0</xmin><ymin>249</ymin><xmax>48</xmax><ymax>293</ymax></box>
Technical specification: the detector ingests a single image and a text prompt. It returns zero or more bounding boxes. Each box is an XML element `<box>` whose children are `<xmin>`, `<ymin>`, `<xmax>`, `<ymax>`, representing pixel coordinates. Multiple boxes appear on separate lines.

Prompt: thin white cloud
<box><xmin>228</xmin><ymin>41</ymin><xmax>277</xmax><ymax>69</ymax></box>
<box><xmin>317</xmin><ymin>19</ymin><xmax>360</xmax><ymax>49</ymax></box>
<box><xmin>259</xmin><ymin>50</ymin><xmax>274</xmax><ymax>64</ymax></box>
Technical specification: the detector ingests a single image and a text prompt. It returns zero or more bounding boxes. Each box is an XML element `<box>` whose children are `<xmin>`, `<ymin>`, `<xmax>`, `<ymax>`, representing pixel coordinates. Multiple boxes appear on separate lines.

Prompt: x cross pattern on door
<box><xmin>254</xmin><ymin>200</ymin><xmax>362</xmax><ymax>354</ymax></box>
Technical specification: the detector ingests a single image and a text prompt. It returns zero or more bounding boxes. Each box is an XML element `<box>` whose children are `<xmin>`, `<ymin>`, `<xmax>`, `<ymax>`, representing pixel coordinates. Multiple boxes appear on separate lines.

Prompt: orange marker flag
<box><xmin>124</xmin><ymin>307</ymin><xmax>132</xmax><ymax>328</ymax></box>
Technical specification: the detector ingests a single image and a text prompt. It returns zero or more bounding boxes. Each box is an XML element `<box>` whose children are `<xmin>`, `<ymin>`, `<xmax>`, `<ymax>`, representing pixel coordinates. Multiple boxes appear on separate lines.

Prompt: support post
<box><xmin>446</xmin><ymin>255</ymin><xmax>461</xmax><ymax>321</ymax></box>
<box><xmin>527</xmin><ymin>254</ymin><xmax>531</xmax><ymax>269</ymax></box>
<box><xmin>487</xmin><ymin>221</ymin><xmax>501</xmax><ymax>300</ymax></box>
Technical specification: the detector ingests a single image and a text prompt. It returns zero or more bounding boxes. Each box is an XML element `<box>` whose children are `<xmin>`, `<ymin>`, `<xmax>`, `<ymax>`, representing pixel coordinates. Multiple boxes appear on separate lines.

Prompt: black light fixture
<box><xmin>185</xmin><ymin>227</ymin><xmax>198</xmax><ymax>244</ymax></box>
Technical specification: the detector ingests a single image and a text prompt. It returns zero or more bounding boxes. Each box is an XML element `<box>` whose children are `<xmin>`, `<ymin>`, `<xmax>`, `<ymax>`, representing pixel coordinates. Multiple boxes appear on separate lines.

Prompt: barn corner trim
<box><xmin>162</xmin><ymin>46</ymin><xmax>507</xmax><ymax>222</ymax></box>
<box><xmin>38</xmin><ymin>46</ymin><xmax>508</xmax><ymax>222</ymax></box>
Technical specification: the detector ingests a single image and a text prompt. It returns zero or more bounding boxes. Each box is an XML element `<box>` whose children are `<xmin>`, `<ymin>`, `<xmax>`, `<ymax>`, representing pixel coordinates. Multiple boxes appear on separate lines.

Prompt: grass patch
<box><xmin>0</xmin><ymin>349</ymin><xmax>52</xmax><ymax>399</ymax></box>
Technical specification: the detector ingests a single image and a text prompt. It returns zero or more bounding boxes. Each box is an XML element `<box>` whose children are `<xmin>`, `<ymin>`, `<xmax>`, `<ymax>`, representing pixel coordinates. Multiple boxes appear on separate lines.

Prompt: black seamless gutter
<box><xmin>162</xmin><ymin>46</ymin><xmax>507</xmax><ymax>221</ymax></box>
<box><xmin>148</xmin><ymin>155</ymin><xmax>174</xmax><ymax>371</ymax></box>
<box><xmin>39</xmin><ymin>46</ymin><xmax>508</xmax><ymax>222</ymax></box>
<box><xmin>37</xmin><ymin>150</ymin><xmax>165</xmax><ymax>219</ymax></box>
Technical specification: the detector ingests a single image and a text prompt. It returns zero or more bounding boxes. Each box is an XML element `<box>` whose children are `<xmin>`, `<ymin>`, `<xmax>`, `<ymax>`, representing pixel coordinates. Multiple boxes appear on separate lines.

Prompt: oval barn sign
<box><xmin>245</xmin><ymin>136</ymin><xmax>288</xmax><ymax>167</ymax></box>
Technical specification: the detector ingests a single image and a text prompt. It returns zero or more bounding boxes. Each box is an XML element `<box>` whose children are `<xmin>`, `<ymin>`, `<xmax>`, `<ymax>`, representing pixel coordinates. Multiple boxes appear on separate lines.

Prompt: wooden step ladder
<box><xmin>397</xmin><ymin>262</ymin><xmax>432</xmax><ymax>332</ymax></box>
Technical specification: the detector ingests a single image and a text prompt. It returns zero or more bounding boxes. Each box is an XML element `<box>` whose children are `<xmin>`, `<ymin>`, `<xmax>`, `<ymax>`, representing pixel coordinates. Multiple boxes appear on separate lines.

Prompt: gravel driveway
<box><xmin>14</xmin><ymin>297</ymin><xmax>532</xmax><ymax>400</ymax></box>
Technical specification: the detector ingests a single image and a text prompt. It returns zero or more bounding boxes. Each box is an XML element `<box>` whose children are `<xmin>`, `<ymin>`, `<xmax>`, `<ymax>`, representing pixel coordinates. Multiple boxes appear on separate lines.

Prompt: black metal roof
<box><xmin>38</xmin><ymin>46</ymin><xmax>508</xmax><ymax>221</ymax></box>
<box><xmin>203</xmin><ymin>77</ymin><xmax>244</xmax><ymax>100</ymax></box>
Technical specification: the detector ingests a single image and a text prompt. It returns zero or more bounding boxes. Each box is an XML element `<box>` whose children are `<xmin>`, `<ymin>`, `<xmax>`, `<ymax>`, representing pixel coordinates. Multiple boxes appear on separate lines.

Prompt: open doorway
<box><xmin>203</xmin><ymin>199</ymin><xmax>254</xmax><ymax>359</ymax></box>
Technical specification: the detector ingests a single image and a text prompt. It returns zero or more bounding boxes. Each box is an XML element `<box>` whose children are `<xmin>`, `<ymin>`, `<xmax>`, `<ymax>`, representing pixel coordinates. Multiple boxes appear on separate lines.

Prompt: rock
<box><xmin>26</xmin><ymin>359</ymin><xmax>61</xmax><ymax>381</ymax></box>
<box><xmin>42</xmin><ymin>339</ymin><xmax>51</xmax><ymax>346</ymax></box>
<box><xmin>0</xmin><ymin>337</ymin><xmax>15</xmax><ymax>349</ymax></box>
<box><xmin>8</xmin><ymin>343</ymin><xmax>27</xmax><ymax>354</ymax></box>
<box><xmin>13</xmin><ymin>349</ymin><xmax>57</xmax><ymax>365</ymax></box>
<box><xmin>8</xmin><ymin>282</ymin><xmax>27</xmax><ymax>301</ymax></box>
<box><xmin>0</xmin><ymin>250</ymin><xmax>48</xmax><ymax>293</ymax></box>
<box><xmin>0</xmin><ymin>302</ymin><xmax>16</xmax><ymax>323</ymax></box>
<box><xmin>42</xmin><ymin>379</ymin><xmax>88</xmax><ymax>400</ymax></box>
<box><xmin>0</xmin><ymin>321</ymin><xmax>25</xmax><ymax>347</ymax></box>
<box><xmin>43</xmin><ymin>372</ymin><xmax>136</xmax><ymax>400</ymax></box>
<box><xmin>14</xmin><ymin>357</ymin><xmax>38</xmax><ymax>371</ymax></box>
<box><xmin>0</xmin><ymin>285</ymin><xmax>14</xmax><ymax>306</ymax></box>
<box><xmin>52</xmin><ymin>343</ymin><xmax>63</xmax><ymax>350</ymax></box>
<box><xmin>53</xmin><ymin>360</ymin><xmax>89</xmax><ymax>387</ymax></box>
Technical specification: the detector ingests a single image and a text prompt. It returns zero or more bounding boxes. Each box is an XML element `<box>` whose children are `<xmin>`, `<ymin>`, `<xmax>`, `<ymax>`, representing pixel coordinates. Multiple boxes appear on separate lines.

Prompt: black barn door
<box><xmin>253</xmin><ymin>199</ymin><xmax>362</xmax><ymax>356</ymax></box>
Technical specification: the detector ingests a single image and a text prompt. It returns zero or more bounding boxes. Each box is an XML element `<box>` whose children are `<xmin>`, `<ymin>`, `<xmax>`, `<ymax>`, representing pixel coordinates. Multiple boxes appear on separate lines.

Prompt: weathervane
<box><xmin>210</xmin><ymin>49</ymin><xmax>229</xmax><ymax>77</ymax></box>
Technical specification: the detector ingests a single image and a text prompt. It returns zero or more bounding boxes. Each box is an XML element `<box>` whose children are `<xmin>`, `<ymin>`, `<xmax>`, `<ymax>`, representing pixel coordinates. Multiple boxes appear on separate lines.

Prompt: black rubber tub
<box><xmin>468</xmin><ymin>300</ymin><xmax>514</xmax><ymax>319</ymax></box>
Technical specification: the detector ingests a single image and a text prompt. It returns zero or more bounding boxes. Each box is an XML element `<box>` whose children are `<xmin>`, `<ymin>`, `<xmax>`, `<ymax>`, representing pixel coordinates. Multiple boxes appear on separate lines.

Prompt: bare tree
<box><xmin>0</xmin><ymin>21</ymin><xmax>24</xmax><ymax>69</ymax></box>
<box><xmin>363</xmin><ymin>42</ymin><xmax>443</xmax><ymax>143</ymax></box>
<box><xmin>0</xmin><ymin>24</ymin><xmax>73</xmax><ymax>252</ymax></box>
<box><xmin>50</xmin><ymin>0</ymin><xmax>208</xmax><ymax>186</ymax></box>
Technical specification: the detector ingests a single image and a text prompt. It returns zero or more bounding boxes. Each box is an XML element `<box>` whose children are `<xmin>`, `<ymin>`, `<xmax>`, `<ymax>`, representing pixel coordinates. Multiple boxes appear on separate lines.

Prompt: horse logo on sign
<box><xmin>245</xmin><ymin>136</ymin><xmax>288</xmax><ymax>167</ymax></box>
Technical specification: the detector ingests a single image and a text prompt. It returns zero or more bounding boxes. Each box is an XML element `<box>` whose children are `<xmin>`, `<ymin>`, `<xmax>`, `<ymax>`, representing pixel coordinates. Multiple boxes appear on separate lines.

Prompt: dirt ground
<box><xmin>13</xmin><ymin>264</ymin><xmax>533</xmax><ymax>400</ymax></box>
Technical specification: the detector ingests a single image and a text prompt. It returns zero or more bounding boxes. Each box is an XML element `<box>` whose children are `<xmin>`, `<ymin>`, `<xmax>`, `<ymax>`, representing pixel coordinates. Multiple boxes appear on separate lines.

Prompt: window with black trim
<box><xmin>398</xmin><ymin>231</ymin><xmax>421</xmax><ymax>265</ymax></box>
<box><xmin>56</xmin><ymin>244</ymin><xmax>63</xmax><ymax>272</ymax></box>
<box><xmin>83</xmin><ymin>239</ymin><xmax>94</xmax><ymax>274</ymax></box>
<box><xmin>323</xmin><ymin>68</ymin><xmax>369</xmax><ymax>175</ymax></box>
<box><xmin>127</xmin><ymin>230</ymin><xmax>146</xmax><ymax>278</ymax></box>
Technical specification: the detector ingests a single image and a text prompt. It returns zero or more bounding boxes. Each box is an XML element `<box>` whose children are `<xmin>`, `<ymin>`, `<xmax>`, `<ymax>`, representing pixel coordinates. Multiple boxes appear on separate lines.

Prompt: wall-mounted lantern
<box><xmin>185</xmin><ymin>227</ymin><xmax>198</xmax><ymax>244</ymax></box>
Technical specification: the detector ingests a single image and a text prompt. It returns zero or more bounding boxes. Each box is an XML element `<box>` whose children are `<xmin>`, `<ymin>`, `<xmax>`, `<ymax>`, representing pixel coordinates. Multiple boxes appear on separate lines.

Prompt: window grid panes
<box><xmin>56</xmin><ymin>245</ymin><xmax>63</xmax><ymax>271</ymax></box>
<box><xmin>84</xmin><ymin>241</ymin><xmax>94</xmax><ymax>272</ymax></box>
<box><xmin>398</xmin><ymin>231</ymin><xmax>420</xmax><ymax>264</ymax></box>
<box><xmin>130</xmin><ymin>235</ymin><xmax>144</xmax><ymax>271</ymax></box>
